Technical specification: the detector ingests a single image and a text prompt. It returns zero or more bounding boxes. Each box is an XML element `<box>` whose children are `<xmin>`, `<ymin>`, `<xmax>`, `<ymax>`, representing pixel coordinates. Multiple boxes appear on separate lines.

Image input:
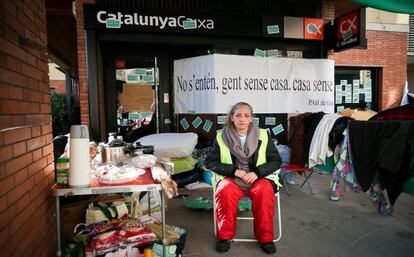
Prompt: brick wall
<box><xmin>322</xmin><ymin>0</ymin><xmax>407</xmax><ymax>111</ymax></box>
<box><xmin>76</xmin><ymin>0</ymin><xmax>95</xmax><ymax>126</ymax></box>
<box><xmin>330</xmin><ymin>31</ymin><xmax>407</xmax><ymax>111</ymax></box>
<box><xmin>50</xmin><ymin>80</ymin><xmax>66</xmax><ymax>94</ymax></box>
<box><xmin>0</xmin><ymin>0</ymin><xmax>56</xmax><ymax>256</ymax></box>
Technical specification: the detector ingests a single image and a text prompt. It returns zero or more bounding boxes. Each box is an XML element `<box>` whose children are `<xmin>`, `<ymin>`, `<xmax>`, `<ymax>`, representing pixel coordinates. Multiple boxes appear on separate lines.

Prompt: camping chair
<box><xmin>211</xmin><ymin>171</ymin><xmax>282</xmax><ymax>242</ymax></box>
<box><xmin>280</xmin><ymin>164</ymin><xmax>314</xmax><ymax>196</ymax></box>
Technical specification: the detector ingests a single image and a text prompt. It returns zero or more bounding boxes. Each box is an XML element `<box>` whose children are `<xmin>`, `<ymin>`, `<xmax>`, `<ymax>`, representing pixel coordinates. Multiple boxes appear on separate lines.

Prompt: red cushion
<box><xmin>281</xmin><ymin>164</ymin><xmax>311</xmax><ymax>172</ymax></box>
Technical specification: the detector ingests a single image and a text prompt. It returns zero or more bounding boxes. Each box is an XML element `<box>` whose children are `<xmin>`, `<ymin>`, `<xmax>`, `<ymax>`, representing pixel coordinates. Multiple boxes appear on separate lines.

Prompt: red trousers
<box><xmin>215</xmin><ymin>177</ymin><xmax>275</xmax><ymax>243</ymax></box>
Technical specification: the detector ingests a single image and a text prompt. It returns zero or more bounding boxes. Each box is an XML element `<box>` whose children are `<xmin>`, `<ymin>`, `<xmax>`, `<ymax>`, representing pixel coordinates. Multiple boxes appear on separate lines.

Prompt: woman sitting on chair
<box><xmin>205</xmin><ymin>102</ymin><xmax>282</xmax><ymax>254</ymax></box>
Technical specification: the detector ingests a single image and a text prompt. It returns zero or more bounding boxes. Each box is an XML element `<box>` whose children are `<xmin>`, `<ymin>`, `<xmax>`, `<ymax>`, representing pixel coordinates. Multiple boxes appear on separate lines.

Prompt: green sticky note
<box><xmin>106</xmin><ymin>19</ymin><xmax>121</xmax><ymax>29</ymax></box>
<box><xmin>267</xmin><ymin>25</ymin><xmax>280</xmax><ymax>34</ymax></box>
<box><xmin>267</xmin><ymin>49</ymin><xmax>279</xmax><ymax>57</ymax></box>
<box><xmin>135</xmin><ymin>68</ymin><xmax>146</xmax><ymax>75</ymax></box>
<box><xmin>180</xmin><ymin>118</ymin><xmax>190</xmax><ymax>130</ymax></box>
<box><xmin>183</xmin><ymin>19</ymin><xmax>196</xmax><ymax>29</ymax></box>
<box><xmin>128</xmin><ymin>112</ymin><xmax>140</xmax><ymax>120</ymax></box>
<box><xmin>203</xmin><ymin>120</ymin><xmax>213</xmax><ymax>133</ymax></box>
<box><xmin>254</xmin><ymin>48</ymin><xmax>265</xmax><ymax>57</ymax></box>
<box><xmin>336</xmin><ymin>106</ymin><xmax>345</xmax><ymax>112</ymax></box>
<box><xmin>272</xmin><ymin>124</ymin><xmax>284</xmax><ymax>135</ymax></box>
<box><xmin>143</xmin><ymin>75</ymin><xmax>154</xmax><ymax>82</ymax></box>
<box><xmin>141</xmin><ymin>112</ymin><xmax>152</xmax><ymax>118</ymax></box>
<box><xmin>217</xmin><ymin>115</ymin><xmax>226</xmax><ymax>125</ymax></box>
<box><xmin>127</xmin><ymin>75</ymin><xmax>138</xmax><ymax>81</ymax></box>
<box><xmin>192</xmin><ymin>116</ymin><xmax>203</xmax><ymax>128</ymax></box>
<box><xmin>265</xmin><ymin>117</ymin><xmax>276</xmax><ymax>126</ymax></box>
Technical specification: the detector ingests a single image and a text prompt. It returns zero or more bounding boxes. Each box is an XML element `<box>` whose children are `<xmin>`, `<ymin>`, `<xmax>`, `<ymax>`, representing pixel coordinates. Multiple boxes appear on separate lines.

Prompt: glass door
<box><xmin>114</xmin><ymin>57</ymin><xmax>159</xmax><ymax>142</ymax></box>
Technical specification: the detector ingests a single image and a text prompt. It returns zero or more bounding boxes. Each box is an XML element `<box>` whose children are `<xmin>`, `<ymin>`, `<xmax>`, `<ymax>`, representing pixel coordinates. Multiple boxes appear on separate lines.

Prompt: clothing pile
<box><xmin>288</xmin><ymin>105</ymin><xmax>414</xmax><ymax>215</ymax></box>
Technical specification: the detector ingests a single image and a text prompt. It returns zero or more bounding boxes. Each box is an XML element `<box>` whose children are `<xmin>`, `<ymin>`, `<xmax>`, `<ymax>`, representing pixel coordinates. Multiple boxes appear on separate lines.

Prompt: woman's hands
<box><xmin>235</xmin><ymin>169</ymin><xmax>258</xmax><ymax>184</ymax></box>
<box><xmin>235</xmin><ymin>169</ymin><xmax>247</xmax><ymax>178</ymax></box>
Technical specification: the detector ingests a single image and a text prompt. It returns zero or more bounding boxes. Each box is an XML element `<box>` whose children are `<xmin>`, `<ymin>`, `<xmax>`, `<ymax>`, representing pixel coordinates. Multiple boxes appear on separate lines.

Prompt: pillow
<box><xmin>137</xmin><ymin>133</ymin><xmax>198</xmax><ymax>158</ymax></box>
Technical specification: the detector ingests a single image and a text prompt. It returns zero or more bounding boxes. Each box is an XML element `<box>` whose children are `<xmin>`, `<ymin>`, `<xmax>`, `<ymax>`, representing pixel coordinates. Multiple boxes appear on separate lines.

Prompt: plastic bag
<box><xmin>85</xmin><ymin>201</ymin><xmax>129</xmax><ymax>224</ymax></box>
<box><xmin>131</xmin><ymin>154</ymin><xmax>157</xmax><ymax>169</ymax></box>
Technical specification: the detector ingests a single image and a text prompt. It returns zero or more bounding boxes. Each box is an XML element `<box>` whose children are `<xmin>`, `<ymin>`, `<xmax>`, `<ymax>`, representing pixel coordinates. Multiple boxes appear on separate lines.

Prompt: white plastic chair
<box><xmin>212</xmin><ymin>171</ymin><xmax>282</xmax><ymax>242</ymax></box>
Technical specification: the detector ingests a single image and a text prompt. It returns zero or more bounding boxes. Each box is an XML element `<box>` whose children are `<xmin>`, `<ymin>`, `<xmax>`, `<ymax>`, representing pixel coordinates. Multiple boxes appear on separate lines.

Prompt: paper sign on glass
<box><xmin>217</xmin><ymin>115</ymin><xmax>226</xmax><ymax>125</ymax></box>
<box><xmin>265</xmin><ymin>117</ymin><xmax>276</xmax><ymax>126</ymax></box>
<box><xmin>353</xmin><ymin>79</ymin><xmax>360</xmax><ymax>86</ymax></box>
<box><xmin>353</xmin><ymin>94</ymin><xmax>359</xmax><ymax>103</ymax></box>
<box><xmin>365</xmin><ymin>92</ymin><xmax>372</xmax><ymax>102</ymax></box>
<box><xmin>340</xmin><ymin>80</ymin><xmax>347</xmax><ymax>85</ymax></box>
<box><xmin>335</xmin><ymin>96</ymin><xmax>342</xmax><ymax>104</ymax></box>
<box><xmin>164</xmin><ymin>118</ymin><xmax>171</xmax><ymax>124</ymax></box>
<box><xmin>253</xmin><ymin>117</ymin><xmax>260</xmax><ymax>126</ymax></box>
<box><xmin>203</xmin><ymin>120</ymin><xmax>213</xmax><ymax>133</ymax></box>
<box><xmin>192</xmin><ymin>116</ymin><xmax>203</xmax><ymax>128</ymax></box>
<box><xmin>345</xmin><ymin>85</ymin><xmax>352</xmax><ymax>93</ymax></box>
<box><xmin>365</xmin><ymin>78</ymin><xmax>372</xmax><ymax>89</ymax></box>
<box><xmin>336</xmin><ymin>106</ymin><xmax>345</xmax><ymax>112</ymax></box>
<box><xmin>272</xmin><ymin>124</ymin><xmax>284</xmax><ymax>135</ymax></box>
<box><xmin>180</xmin><ymin>118</ymin><xmax>190</xmax><ymax>130</ymax></box>
<box><xmin>336</xmin><ymin>84</ymin><xmax>343</xmax><ymax>91</ymax></box>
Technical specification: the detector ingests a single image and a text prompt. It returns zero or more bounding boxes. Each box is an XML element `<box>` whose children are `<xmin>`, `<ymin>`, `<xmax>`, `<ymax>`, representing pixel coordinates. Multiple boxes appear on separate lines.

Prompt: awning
<box><xmin>351</xmin><ymin>0</ymin><xmax>414</xmax><ymax>14</ymax></box>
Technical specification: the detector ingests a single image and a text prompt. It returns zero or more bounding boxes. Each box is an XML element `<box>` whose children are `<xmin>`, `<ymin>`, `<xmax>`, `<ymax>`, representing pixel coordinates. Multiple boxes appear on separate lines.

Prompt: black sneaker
<box><xmin>261</xmin><ymin>242</ymin><xmax>276</xmax><ymax>254</ymax></box>
<box><xmin>216</xmin><ymin>240</ymin><xmax>230</xmax><ymax>252</ymax></box>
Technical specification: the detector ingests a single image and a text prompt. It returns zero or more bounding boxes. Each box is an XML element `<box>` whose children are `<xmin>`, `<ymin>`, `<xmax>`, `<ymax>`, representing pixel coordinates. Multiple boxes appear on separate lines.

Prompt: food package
<box><xmin>74</xmin><ymin>221</ymin><xmax>118</xmax><ymax>244</ymax></box>
<box><xmin>131</xmin><ymin>154</ymin><xmax>157</xmax><ymax>169</ymax></box>
<box><xmin>91</xmin><ymin>230</ymin><xmax>123</xmax><ymax>255</ymax></box>
<box><xmin>119</xmin><ymin>227</ymin><xmax>157</xmax><ymax>245</ymax></box>
<box><xmin>103</xmin><ymin>245</ymin><xmax>141</xmax><ymax>257</ymax></box>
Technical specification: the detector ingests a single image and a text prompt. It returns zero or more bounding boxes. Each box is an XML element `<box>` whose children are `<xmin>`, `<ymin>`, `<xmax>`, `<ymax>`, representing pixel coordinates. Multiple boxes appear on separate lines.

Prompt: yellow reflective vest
<box><xmin>216</xmin><ymin>128</ymin><xmax>268</xmax><ymax>166</ymax></box>
<box><xmin>214</xmin><ymin>128</ymin><xmax>282</xmax><ymax>188</ymax></box>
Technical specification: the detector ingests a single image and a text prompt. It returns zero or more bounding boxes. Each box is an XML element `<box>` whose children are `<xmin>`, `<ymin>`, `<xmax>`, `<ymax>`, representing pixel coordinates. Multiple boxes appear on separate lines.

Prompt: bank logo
<box><xmin>306</xmin><ymin>23</ymin><xmax>321</xmax><ymax>35</ymax></box>
<box><xmin>304</xmin><ymin>18</ymin><xmax>324</xmax><ymax>40</ymax></box>
<box><xmin>97</xmin><ymin>11</ymin><xmax>214</xmax><ymax>30</ymax></box>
